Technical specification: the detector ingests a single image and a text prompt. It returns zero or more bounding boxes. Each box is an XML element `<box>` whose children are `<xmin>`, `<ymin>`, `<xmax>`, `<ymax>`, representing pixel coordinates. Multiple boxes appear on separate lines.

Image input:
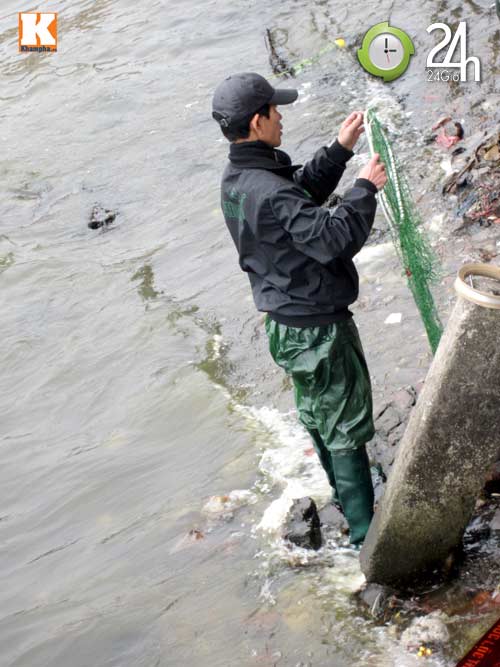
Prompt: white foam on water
<box><xmin>364</xmin><ymin>82</ymin><xmax>407</xmax><ymax>134</ymax></box>
<box><xmin>202</xmin><ymin>489</ymin><xmax>258</xmax><ymax>517</ymax></box>
<box><xmin>245</xmin><ymin>405</ymin><xmax>330</xmax><ymax>533</ymax></box>
<box><xmin>293</xmin><ymin>81</ymin><xmax>314</xmax><ymax>105</ymax></box>
<box><xmin>210</xmin><ymin>333</ymin><xmax>223</xmax><ymax>360</ymax></box>
<box><xmin>206</xmin><ymin>368</ymin><xmax>329</xmax><ymax>534</ymax></box>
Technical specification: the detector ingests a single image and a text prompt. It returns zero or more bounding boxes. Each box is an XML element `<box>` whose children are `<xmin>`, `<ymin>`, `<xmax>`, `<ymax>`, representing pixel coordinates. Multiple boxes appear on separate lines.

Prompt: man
<box><xmin>212</xmin><ymin>72</ymin><xmax>387</xmax><ymax>546</ymax></box>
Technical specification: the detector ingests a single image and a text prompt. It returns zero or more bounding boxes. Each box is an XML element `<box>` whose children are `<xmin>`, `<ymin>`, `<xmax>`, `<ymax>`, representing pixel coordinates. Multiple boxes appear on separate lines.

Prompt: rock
<box><xmin>375</xmin><ymin>405</ymin><xmax>402</xmax><ymax>437</ymax></box>
<box><xmin>318</xmin><ymin>502</ymin><xmax>348</xmax><ymax>536</ymax></box>
<box><xmin>358</xmin><ymin>583</ymin><xmax>398</xmax><ymax>619</ymax></box>
<box><xmin>283</xmin><ymin>497</ymin><xmax>322</xmax><ymax>550</ymax></box>
<box><xmin>368</xmin><ymin>387</ymin><xmax>417</xmax><ymax>479</ymax></box>
<box><xmin>463</xmin><ymin>512</ymin><xmax>491</xmax><ymax>546</ymax></box>
<box><xmin>371</xmin><ymin>463</ymin><xmax>387</xmax><ymax>505</ymax></box>
<box><xmin>392</xmin><ymin>387</ymin><xmax>417</xmax><ymax>412</ymax></box>
<box><xmin>377</xmin><ymin>447</ymin><xmax>395</xmax><ymax>477</ymax></box>
<box><xmin>387</xmin><ymin>422</ymin><xmax>406</xmax><ymax>448</ymax></box>
<box><xmin>88</xmin><ymin>205</ymin><xmax>117</xmax><ymax>229</ymax></box>
<box><xmin>490</xmin><ymin>509</ymin><xmax>500</xmax><ymax>532</ymax></box>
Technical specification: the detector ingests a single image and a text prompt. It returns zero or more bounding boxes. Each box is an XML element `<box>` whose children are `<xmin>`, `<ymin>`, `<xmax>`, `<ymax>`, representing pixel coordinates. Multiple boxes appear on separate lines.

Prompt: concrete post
<box><xmin>360</xmin><ymin>264</ymin><xmax>500</xmax><ymax>586</ymax></box>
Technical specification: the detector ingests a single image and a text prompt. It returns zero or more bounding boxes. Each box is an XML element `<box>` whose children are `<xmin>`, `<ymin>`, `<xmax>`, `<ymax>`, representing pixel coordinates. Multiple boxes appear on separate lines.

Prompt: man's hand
<box><xmin>358</xmin><ymin>153</ymin><xmax>387</xmax><ymax>191</ymax></box>
<box><xmin>337</xmin><ymin>111</ymin><xmax>365</xmax><ymax>151</ymax></box>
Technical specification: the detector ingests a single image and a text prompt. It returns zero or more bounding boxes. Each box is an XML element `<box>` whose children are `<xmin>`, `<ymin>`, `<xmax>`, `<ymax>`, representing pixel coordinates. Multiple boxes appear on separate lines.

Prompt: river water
<box><xmin>1</xmin><ymin>1</ymin><xmax>499</xmax><ymax>665</ymax></box>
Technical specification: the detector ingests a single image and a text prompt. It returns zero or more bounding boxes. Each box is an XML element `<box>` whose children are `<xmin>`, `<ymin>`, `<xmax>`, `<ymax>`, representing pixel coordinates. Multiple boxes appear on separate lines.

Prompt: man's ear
<box><xmin>249</xmin><ymin>112</ymin><xmax>261</xmax><ymax>136</ymax></box>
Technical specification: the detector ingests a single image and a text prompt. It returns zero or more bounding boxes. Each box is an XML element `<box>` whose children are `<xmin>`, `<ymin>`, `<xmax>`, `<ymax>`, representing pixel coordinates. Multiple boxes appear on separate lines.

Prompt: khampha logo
<box><xmin>18</xmin><ymin>13</ymin><xmax>57</xmax><ymax>53</ymax></box>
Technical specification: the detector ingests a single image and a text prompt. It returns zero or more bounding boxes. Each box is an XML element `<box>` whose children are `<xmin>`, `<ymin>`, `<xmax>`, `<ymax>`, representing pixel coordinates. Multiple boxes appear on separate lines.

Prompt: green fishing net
<box><xmin>365</xmin><ymin>108</ymin><xmax>443</xmax><ymax>354</ymax></box>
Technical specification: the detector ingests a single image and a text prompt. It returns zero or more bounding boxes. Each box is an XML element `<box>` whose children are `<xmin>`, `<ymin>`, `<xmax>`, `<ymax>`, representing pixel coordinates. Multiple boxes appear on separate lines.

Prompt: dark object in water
<box><xmin>264</xmin><ymin>28</ymin><xmax>292</xmax><ymax>77</ymax></box>
<box><xmin>88</xmin><ymin>205</ymin><xmax>116</xmax><ymax>229</ymax></box>
<box><xmin>284</xmin><ymin>497</ymin><xmax>322</xmax><ymax>550</ymax></box>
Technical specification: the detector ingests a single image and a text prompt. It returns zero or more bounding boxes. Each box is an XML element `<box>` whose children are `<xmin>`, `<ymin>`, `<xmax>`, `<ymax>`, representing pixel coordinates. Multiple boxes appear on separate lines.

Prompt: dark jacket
<box><xmin>220</xmin><ymin>138</ymin><xmax>378</xmax><ymax>327</ymax></box>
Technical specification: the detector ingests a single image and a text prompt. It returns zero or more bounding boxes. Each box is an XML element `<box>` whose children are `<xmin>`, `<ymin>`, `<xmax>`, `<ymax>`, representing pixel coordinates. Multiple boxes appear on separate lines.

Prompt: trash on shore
<box><xmin>438</xmin><ymin>127</ymin><xmax>500</xmax><ymax>240</ymax></box>
<box><xmin>432</xmin><ymin>116</ymin><xmax>464</xmax><ymax>150</ymax></box>
<box><xmin>400</xmin><ymin>611</ymin><xmax>450</xmax><ymax>653</ymax></box>
<box><xmin>442</xmin><ymin>128</ymin><xmax>500</xmax><ymax>196</ymax></box>
<box><xmin>384</xmin><ymin>312</ymin><xmax>402</xmax><ymax>324</ymax></box>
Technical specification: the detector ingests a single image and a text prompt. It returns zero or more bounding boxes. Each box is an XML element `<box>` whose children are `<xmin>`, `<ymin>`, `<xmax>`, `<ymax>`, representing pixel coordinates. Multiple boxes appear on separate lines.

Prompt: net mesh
<box><xmin>365</xmin><ymin>108</ymin><xmax>443</xmax><ymax>354</ymax></box>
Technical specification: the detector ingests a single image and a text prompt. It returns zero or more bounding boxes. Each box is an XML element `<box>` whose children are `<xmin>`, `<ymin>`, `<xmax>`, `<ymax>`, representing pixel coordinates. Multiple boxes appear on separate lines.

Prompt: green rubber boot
<box><xmin>331</xmin><ymin>445</ymin><xmax>374</xmax><ymax>545</ymax></box>
<box><xmin>306</xmin><ymin>428</ymin><xmax>343</xmax><ymax>513</ymax></box>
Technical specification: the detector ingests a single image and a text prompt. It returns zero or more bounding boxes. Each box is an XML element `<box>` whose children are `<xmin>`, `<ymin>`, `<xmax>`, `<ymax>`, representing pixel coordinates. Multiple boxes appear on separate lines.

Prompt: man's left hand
<box><xmin>337</xmin><ymin>111</ymin><xmax>365</xmax><ymax>151</ymax></box>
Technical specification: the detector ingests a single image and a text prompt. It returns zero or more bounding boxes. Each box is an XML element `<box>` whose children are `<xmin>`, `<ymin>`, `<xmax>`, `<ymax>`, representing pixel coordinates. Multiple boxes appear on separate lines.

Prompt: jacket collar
<box><xmin>228</xmin><ymin>140</ymin><xmax>301</xmax><ymax>176</ymax></box>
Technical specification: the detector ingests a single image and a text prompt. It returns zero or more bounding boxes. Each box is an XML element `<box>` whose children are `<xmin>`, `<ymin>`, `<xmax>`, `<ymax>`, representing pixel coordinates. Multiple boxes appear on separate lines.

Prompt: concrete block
<box><xmin>360</xmin><ymin>264</ymin><xmax>500</xmax><ymax>586</ymax></box>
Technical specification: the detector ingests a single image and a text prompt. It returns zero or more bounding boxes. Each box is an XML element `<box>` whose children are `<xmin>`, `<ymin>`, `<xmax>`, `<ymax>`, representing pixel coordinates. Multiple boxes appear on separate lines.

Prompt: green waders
<box><xmin>265</xmin><ymin>316</ymin><xmax>375</xmax><ymax>545</ymax></box>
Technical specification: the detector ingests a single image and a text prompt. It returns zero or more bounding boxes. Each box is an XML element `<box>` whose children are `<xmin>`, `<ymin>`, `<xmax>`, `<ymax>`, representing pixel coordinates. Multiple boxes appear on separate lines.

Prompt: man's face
<box><xmin>253</xmin><ymin>104</ymin><xmax>283</xmax><ymax>147</ymax></box>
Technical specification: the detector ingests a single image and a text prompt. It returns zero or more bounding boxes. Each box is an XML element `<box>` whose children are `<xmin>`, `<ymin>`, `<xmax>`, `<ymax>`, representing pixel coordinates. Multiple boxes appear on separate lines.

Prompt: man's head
<box><xmin>212</xmin><ymin>72</ymin><xmax>298</xmax><ymax>147</ymax></box>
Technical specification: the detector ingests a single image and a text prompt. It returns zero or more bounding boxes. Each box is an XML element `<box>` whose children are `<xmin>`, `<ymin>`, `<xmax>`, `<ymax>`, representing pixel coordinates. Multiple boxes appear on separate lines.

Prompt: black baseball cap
<box><xmin>212</xmin><ymin>72</ymin><xmax>298</xmax><ymax>129</ymax></box>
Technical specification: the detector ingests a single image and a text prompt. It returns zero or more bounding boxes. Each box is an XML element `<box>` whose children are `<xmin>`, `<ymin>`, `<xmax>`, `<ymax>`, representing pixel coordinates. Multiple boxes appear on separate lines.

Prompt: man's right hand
<box><xmin>358</xmin><ymin>154</ymin><xmax>387</xmax><ymax>191</ymax></box>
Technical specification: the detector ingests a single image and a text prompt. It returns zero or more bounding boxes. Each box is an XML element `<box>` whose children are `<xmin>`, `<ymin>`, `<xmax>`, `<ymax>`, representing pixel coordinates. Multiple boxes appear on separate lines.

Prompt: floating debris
<box><xmin>170</xmin><ymin>527</ymin><xmax>206</xmax><ymax>553</ymax></box>
<box><xmin>88</xmin><ymin>204</ymin><xmax>117</xmax><ymax>229</ymax></box>
<box><xmin>264</xmin><ymin>28</ymin><xmax>291</xmax><ymax>77</ymax></box>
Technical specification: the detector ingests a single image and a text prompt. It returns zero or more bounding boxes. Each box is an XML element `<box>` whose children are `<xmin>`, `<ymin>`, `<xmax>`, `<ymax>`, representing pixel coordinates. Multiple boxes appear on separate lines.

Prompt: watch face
<box><xmin>368</xmin><ymin>33</ymin><xmax>405</xmax><ymax>70</ymax></box>
<box><xmin>357</xmin><ymin>21</ymin><xmax>415</xmax><ymax>82</ymax></box>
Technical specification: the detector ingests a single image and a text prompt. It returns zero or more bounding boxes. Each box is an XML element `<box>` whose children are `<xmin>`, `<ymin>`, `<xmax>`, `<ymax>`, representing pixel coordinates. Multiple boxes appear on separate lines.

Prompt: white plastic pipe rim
<box><xmin>454</xmin><ymin>263</ymin><xmax>500</xmax><ymax>309</ymax></box>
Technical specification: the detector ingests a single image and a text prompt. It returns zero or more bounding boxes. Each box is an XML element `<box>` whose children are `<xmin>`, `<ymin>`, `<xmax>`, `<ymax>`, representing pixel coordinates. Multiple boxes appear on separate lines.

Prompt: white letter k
<box><xmin>21</xmin><ymin>13</ymin><xmax>56</xmax><ymax>46</ymax></box>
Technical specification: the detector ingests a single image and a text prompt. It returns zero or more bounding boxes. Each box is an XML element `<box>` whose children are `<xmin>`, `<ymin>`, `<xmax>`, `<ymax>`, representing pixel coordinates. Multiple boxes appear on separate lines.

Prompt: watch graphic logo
<box><xmin>357</xmin><ymin>22</ymin><xmax>415</xmax><ymax>82</ymax></box>
<box><xmin>426</xmin><ymin>22</ymin><xmax>480</xmax><ymax>82</ymax></box>
<box><xmin>18</xmin><ymin>12</ymin><xmax>57</xmax><ymax>53</ymax></box>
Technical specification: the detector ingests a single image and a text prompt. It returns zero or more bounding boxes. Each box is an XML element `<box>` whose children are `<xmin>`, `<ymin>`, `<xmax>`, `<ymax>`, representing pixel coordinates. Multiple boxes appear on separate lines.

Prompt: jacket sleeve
<box><xmin>269</xmin><ymin>178</ymin><xmax>378</xmax><ymax>265</ymax></box>
<box><xmin>292</xmin><ymin>140</ymin><xmax>354</xmax><ymax>206</ymax></box>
